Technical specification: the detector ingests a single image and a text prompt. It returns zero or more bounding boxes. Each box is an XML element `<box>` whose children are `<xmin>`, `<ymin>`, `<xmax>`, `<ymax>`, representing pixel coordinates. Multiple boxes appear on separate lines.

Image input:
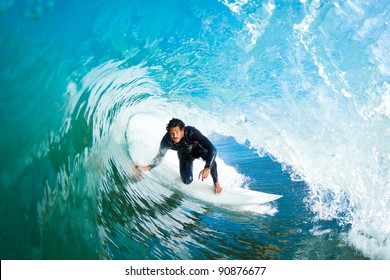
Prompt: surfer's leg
<box><xmin>179</xmin><ymin>158</ymin><xmax>193</xmax><ymax>184</ymax></box>
<box><xmin>210</xmin><ymin>161</ymin><xmax>218</xmax><ymax>183</ymax></box>
<box><xmin>197</xmin><ymin>154</ymin><xmax>222</xmax><ymax>193</ymax></box>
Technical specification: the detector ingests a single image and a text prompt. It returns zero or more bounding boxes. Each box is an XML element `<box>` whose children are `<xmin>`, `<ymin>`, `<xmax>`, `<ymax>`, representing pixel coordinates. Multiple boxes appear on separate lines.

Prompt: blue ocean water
<box><xmin>0</xmin><ymin>0</ymin><xmax>389</xmax><ymax>259</ymax></box>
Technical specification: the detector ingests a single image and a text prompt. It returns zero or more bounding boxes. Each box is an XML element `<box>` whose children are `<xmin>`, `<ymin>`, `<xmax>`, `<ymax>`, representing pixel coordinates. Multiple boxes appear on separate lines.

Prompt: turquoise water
<box><xmin>0</xmin><ymin>0</ymin><xmax>389</xmax><ymax>260</ymax></box>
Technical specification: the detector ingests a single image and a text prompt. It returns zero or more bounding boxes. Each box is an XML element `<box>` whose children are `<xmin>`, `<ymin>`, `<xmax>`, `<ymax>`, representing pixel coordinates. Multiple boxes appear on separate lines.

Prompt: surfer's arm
<box><xmin>192</xmin><ymin>127</ymin><xmax>217</xmax><ymax>169</ymax></box>
<box><xmin>148</xmin><ymin>137</ymin><xmax>169</xmax><ymax>170</ymax></box>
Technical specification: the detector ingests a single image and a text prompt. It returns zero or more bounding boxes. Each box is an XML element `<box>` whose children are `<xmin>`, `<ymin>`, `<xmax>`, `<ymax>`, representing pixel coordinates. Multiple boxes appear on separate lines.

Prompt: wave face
<box><xmin>0</xmin><ymin>0</ymin><xmax>389</xmax><ymax>259</ymax></box>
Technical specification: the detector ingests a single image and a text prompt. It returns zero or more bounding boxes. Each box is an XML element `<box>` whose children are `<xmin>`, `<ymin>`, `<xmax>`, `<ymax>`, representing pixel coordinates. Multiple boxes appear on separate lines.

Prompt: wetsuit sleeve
<box><xmin>191</xmin><ymin>127</ymin><xmax>217</xmax><ymax>169</ymax></box>
<box><xmin>149</xmin><ymin>135</ymin><xmax>169</xmax><ymax>170</ymax></box>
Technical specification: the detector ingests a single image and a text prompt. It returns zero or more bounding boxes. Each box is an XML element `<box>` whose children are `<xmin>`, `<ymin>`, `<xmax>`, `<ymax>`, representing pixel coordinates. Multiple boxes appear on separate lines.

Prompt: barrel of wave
<box><xmin>126</xmin><ymin>112</ymin><xmax>282</xmax><ymax>215</ymax></box>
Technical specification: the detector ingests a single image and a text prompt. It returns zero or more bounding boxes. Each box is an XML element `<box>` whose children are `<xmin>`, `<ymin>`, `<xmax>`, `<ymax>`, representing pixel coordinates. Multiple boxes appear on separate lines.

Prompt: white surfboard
<box><xmin>177</xmin><ymin>182</ymin><xmax>282</xmax><ymax>206</ymax></box>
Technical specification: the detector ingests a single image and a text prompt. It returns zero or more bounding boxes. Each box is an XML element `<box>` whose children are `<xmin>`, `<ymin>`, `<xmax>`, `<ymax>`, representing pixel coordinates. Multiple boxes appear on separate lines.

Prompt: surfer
<box><xmin>135</xmin><ymin>118</ymin><xmax>222</xmax><ymax>194</ymax></box>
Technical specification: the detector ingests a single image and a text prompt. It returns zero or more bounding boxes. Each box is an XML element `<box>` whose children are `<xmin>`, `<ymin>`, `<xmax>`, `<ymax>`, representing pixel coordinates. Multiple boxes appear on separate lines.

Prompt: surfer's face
<box><xmin>169</xmin><ymin>126</ymin><xmax>184</xmax><ymax>143</ymax></box>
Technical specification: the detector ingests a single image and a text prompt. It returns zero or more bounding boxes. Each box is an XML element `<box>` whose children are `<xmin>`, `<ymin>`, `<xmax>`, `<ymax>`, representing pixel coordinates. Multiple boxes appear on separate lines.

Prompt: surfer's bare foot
<box><xmin>214</xmin><ymin>182</ymin><xmax>222</xmax><ymax>194</ymax></box>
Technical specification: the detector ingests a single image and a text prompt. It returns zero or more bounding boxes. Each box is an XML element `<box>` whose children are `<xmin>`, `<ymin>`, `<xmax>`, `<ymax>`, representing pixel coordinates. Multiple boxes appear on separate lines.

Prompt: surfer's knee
<box><xmin>181</xmin><ymin>175</ymin><xmax>193</xmax><ymax>185</ymax></box>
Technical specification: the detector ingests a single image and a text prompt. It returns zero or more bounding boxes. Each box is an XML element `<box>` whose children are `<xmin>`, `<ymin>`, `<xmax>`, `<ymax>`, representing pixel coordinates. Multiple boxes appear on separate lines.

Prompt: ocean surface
<box><xmin>1</xmin><ymin>0</ymin><xmax>389</xmax><ymax>260</ymax></box>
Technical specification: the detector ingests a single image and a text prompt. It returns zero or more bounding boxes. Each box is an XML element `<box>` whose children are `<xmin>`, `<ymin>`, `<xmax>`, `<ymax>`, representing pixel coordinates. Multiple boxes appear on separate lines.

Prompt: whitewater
<box><xmin>0</xmin><ymin>0</ymin><xmax>389</xmax><ymax>259</ymax></box>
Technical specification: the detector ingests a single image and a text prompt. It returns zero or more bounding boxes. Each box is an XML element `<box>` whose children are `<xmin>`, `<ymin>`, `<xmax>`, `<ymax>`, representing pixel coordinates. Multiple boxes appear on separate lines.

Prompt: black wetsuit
<box><xmin>149</xmin><ymin>126</ymin><xmax>218</xmax><ymax>184</ymax></box>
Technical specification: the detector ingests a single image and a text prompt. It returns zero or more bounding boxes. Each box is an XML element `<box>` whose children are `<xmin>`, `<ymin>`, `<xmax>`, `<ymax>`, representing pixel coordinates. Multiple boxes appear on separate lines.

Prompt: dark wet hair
<box><xmin>166</xmin><ymin>118</ymin><xmax>185</xmax><ymax>131</ymax></box>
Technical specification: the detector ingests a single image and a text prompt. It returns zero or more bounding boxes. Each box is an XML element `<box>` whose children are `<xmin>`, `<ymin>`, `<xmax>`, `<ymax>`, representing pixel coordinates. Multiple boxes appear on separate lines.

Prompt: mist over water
<box><xmin>0</xmin><ymin>0</ymin><xmax>389</xmax><ymax>259</ymax></box>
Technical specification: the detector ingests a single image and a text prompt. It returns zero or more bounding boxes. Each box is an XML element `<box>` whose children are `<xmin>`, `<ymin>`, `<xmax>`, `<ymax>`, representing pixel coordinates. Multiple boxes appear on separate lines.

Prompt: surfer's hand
<box><xmin>135</xmin><ymin>164</ymin><xmax>151</xmax><ymax>172</ymax></box>
<box><xmin>198</xmin><ymin>167</ymin><xmax>210</xmax><ymax>181</ymax></box>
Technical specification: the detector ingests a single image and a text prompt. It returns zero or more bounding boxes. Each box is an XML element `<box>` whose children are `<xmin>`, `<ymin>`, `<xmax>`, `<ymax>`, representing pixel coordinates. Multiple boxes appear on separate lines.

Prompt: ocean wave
<box><xmin>1</xmin><ymin>0</ymin><xmax>389</xmax><ymax>259</ymax></box>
